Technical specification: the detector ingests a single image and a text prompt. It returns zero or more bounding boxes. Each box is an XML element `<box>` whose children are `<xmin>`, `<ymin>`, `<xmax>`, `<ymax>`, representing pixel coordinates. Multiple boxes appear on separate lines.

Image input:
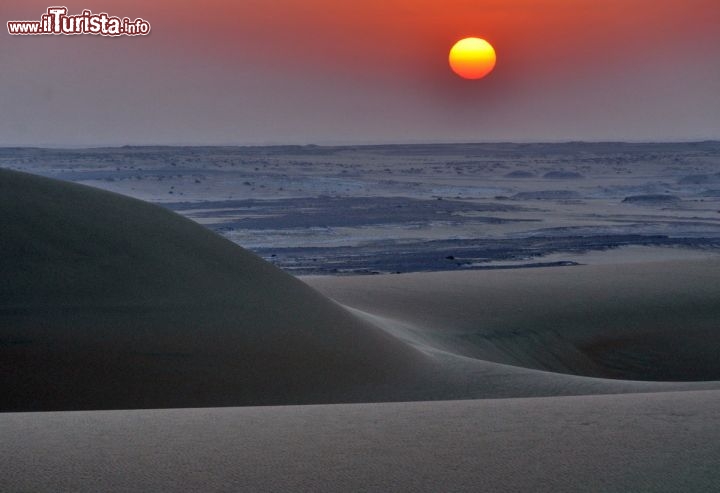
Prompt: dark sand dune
<box><xmin>3</xmin><ymin>390</ymin><xmax>720</xmax><ymax>492</ymax></box>
<box><xmin>0</xmin><ymin>169</ymin><xmax>428</xmax><ymax>411</ymax></box>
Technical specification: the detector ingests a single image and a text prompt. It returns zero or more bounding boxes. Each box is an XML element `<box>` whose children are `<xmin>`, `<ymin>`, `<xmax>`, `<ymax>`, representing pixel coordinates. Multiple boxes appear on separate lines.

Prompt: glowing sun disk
<box><xmin>449</xmin><ymin>38</ymin><xmax>496</xmax><ymax>80</ymax></box>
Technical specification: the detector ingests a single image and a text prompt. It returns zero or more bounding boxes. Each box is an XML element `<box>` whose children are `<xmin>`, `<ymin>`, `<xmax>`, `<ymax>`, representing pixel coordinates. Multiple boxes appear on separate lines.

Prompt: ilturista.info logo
<box><xmin>7</xmin><ymin>6</ymin><xmax>151</xmax><ymax>36</ymax></box>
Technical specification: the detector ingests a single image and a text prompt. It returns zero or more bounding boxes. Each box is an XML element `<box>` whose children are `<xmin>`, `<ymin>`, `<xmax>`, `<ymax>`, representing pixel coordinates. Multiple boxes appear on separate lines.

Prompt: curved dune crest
<box><xmin>0</xmin><ymin>169</ymin><xmax>426</xmax><ymax>411</ymax></box>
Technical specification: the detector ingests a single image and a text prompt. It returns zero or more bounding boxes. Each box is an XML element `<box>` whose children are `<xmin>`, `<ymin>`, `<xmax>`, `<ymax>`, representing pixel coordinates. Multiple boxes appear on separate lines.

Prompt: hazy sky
<box><xmin>1</xmin><ymin>0</ymin><xmax>719</xmax><ymax>146</ymax></box>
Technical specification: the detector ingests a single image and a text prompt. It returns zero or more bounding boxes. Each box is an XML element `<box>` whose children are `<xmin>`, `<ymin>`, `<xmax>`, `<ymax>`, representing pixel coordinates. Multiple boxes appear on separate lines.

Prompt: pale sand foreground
<box><xmin>2</xmin><ymin>390</ymin><xmax>719</xmax><ymax>492</ymax></box>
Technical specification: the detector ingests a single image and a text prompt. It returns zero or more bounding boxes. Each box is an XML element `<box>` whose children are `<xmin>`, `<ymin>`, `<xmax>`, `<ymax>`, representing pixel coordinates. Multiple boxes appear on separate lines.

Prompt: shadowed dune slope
<box><xmin>0</xmin><ymin>169</ymin><xmax>429</xmax><ymax>411</ymax></box>
<box><xmin>306</xmin><ymin>259</ymin><xmax>720</xmax><ymax>382</ymax></box>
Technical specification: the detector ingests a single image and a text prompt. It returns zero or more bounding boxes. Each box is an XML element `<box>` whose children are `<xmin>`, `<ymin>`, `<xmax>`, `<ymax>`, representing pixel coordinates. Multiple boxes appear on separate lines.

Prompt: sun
<box><xmin>449</xmin><ymin>38</ymin><xmax>497</xmax><ymax>80</ymax></box>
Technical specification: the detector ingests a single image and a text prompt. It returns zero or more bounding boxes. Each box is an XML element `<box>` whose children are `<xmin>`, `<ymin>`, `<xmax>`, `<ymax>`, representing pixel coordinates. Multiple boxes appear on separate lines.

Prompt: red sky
<box><xmin>1</xmin><ymin>0</ymin><xmax>719</xmax><ymax>145</ymax></box>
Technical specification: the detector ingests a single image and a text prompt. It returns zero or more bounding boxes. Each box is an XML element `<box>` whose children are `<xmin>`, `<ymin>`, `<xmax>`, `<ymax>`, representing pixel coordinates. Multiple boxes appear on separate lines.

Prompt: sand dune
<box><xmin>306</xmin><ymin>260</ymin><xmax>720</xmax><ymax>381</ymax></box>
<box><xmin>3</xmin><ymin>169</ymin><xmax>720</xmax><ymax>412</ymax></box>
<box><xmin>3</xmin><ymin>389</ymin><xmax>720</xmax><ymax>492</ymax></box>
<box><xmin>0</xmin><ymin>169</ymin><xmax>428</xmax><ymax>410</ymax></box>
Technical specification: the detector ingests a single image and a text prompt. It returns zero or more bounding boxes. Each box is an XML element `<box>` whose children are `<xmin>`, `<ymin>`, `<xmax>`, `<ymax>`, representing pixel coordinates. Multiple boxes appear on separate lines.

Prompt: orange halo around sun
<box><xmin>449</xmin><ymin>38</ymin><xmax>497</xmax><ymax>80</ymax></box>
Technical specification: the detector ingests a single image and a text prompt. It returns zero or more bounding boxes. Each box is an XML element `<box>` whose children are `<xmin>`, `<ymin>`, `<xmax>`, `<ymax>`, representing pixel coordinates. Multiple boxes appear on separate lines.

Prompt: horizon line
<box><xmin>1</xmin><ymin>139</ymin><xmax>719</xmax><ymax>150</ymax></box>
